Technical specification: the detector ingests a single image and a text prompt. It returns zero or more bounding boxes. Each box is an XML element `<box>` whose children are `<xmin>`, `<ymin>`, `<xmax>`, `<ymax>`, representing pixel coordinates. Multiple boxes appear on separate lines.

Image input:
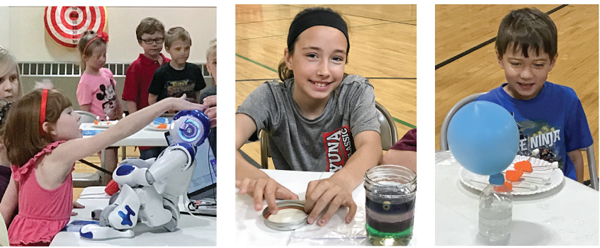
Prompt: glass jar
<box><xmin>364</xmin><ymin>165</ymin><xmax>417</xmax><ymax>246</ymax></box>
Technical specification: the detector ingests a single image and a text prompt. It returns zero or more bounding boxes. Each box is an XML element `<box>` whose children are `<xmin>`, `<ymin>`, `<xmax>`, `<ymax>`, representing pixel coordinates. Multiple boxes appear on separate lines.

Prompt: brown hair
<box><xmin>2</xmin><ymin>89</ymin><xmax>72</xmax><ymax>166</ymax></box>
<box><xmin>136</xmin><ymin>17</ymin><xmax>166</xmax><ymax>41</ymax></box>
<box><xmin>165</xmin><ymin>27</ymin><xmax>191</xmax><ymax>49</ymax></box>
<box><xmin>278</xmin><ymin>7</ymin><xmax>350</xmax><ymax>82</ymax></box>
<box><xmin>496</xmin><ymin>8</ymin><xmax>558</xmax><ymax>60</ymax></box>
<box><xmin>78</xmin><ymin>30</ymin><xmax>107</xmax><ymax>69</ymax></box>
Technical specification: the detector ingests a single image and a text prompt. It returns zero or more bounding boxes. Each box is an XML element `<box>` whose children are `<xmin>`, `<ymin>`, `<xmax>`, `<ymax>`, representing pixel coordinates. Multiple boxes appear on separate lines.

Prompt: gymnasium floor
<box><xmin>435</xmin><ymin>5</ymin><xmax>599</xmax><ymax>181</ymax></box>
<box><xmin>236</xmin><ymin>4</ymin><xmax>417</xmax><ymax>167</ymax></box>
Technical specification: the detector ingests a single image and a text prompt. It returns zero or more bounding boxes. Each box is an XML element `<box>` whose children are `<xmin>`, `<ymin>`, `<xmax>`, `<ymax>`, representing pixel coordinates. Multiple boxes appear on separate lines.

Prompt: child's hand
<box><xmin>71</xmin><ymin>201</ymin><xmax>85</xmax><ymax>216</ymax></box>
<box><xmin>202</xmin><ymin>95</ymin><xmax>216</xmax><ymax>127</ymax></box>
<box><xmin>304</xmin><ymin>177</ymin><xmax>357</xmax><ymax>226</ymax></box>
<box><xmin>236</xmin><ymin>177</ymin><xmax>298</xmax><ymax>214</ymax></box>
<box><xmin>166</xmin><ymin>94</ymin><xmax>205</xmax><ymax>113</ymax></box>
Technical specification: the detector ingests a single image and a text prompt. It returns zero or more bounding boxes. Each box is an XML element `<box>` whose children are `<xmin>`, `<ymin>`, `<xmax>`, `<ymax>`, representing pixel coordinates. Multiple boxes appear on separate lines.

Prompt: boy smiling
<box><xmin>478</xmin><ymin>8</ymin><xmax>593</xmax><ymax>183</ymax></box>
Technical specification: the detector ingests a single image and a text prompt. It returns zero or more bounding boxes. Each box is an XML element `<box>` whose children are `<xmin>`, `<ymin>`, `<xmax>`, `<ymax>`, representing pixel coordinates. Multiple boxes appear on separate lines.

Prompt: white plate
<box><xmin>91</xmin><ymin>121</ymin><xmax>118</xmax><ymax>128</ymax></box>
<box><xmin>145</xmin><ymin>118</ymin><xmax>171</xmax><ymax>131</ymax></box>
<box><xmin>145</xmin><ymin>124</ymin><xmax>169</xmax><ymax>131</ymax></box>
<box><xmin>458</xmin><ymin>155</ymin><xmax>564</xmax><ymax>195</ymax></box>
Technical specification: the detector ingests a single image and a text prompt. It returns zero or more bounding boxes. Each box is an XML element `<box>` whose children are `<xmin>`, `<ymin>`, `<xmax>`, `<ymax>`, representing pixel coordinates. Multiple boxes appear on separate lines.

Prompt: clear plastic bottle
<box><xmin>478</xmin><ymin>173</ymin><xmax>512</xmax><ymax>243</ymax></box>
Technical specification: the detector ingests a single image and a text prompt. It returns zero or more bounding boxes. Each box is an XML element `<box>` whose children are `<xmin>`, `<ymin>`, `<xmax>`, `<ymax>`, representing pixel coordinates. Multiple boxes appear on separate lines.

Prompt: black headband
<box><xmin>287</xmin><ymin>9</ymin><xmax>349</xmax><ymax>53</ymax></box>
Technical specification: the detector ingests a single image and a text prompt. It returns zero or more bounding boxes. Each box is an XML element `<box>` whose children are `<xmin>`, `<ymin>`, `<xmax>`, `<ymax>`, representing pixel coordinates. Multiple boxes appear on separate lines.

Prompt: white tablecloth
<box><xmin>51</xmin><ymin>187</ymin><xmax>216</xmax><ymax>246</ymax></box>
<box><xmin>435</xmin><ymin>151</ymin><xmax>598</xmax><ymax>245</ymax></box>
<box><xmin>235</xmin><ymin>169</ymin><xmax>416</xmax><ymax>246</ymax></box>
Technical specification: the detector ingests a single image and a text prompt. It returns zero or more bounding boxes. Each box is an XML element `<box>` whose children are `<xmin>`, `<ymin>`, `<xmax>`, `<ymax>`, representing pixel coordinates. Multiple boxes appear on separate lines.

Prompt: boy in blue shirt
<box><xmin>477</xmin><ymin>8</ymin><xmax>593</xmax><ymax>183</ymax></box>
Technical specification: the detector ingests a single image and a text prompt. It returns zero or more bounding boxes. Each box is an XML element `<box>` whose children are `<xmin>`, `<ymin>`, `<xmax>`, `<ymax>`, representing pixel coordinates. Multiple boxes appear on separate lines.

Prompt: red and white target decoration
<box><xmin>44</xmin><ymin>6</ymin><xmax>107</xmax><ymax>48</ymax></box>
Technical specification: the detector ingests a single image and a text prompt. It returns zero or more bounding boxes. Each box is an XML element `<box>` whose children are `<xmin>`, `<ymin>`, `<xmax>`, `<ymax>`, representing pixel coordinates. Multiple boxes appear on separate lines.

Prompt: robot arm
<box><xmin>112</xmin><ymin>144</ymin><xmax>195</xmax><ymax>189</ymax></box>
<box><xmin>146</xmin><ymin>144</ymin><xmax>195</xmax><ymax>184</ymax></box>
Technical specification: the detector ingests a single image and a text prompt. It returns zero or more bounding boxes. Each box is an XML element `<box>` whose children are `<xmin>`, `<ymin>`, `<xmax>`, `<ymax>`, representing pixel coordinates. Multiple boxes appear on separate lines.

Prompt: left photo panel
<box><xmin>0</xmin><ymin>6</ymin><xmax>216</xmax><ymax>245</ymax></box>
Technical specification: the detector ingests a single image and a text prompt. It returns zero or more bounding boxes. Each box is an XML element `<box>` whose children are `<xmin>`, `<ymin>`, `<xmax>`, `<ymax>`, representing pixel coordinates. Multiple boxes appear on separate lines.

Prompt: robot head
<box><xmin>169</xmin><ymin>110</ymin><xmax>211</xmax><ymax>147</ymax></box>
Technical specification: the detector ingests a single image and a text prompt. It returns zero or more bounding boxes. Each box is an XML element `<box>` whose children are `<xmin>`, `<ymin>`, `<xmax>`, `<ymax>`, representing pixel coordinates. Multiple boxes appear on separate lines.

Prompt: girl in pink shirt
<box><xmin>75</xmin><ymin>30</ymin><xmax>123</xmax><ymax>183</ymax></box>
<box><xmin>0</xmin><ymin>88</ymin><xmax>204</xmax><ymax>246</ymax></box>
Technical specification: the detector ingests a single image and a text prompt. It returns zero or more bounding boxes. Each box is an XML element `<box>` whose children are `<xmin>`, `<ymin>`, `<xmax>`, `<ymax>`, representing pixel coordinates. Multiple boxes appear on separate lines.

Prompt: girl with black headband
<box><xmin>236</xmin><ymin>7</ymin><xmax>381</xmax><ymax>226</ymax></box>
<box><xmin>0</xmin><ymin>88</ymin><xmax>204</xmax><ymax>245</ymax></box>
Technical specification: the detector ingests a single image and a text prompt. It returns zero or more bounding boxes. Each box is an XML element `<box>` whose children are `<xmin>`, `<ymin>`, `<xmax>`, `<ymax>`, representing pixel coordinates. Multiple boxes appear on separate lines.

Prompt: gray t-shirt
<box><xmin>237</xmin><ymin>74</ymin><xmax>380</xmax><ymax>172</ymax></box>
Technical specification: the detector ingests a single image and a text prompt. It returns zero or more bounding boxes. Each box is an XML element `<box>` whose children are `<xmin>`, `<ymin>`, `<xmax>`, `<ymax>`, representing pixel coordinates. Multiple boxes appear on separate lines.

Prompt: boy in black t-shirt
<box><xmin>148</xmin><ymin>27</ymin><xmax>205</xmax><ymax>105</ymax></box>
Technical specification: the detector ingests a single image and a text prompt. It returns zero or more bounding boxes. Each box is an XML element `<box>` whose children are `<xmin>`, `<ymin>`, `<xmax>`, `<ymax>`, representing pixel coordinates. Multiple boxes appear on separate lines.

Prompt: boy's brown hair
<box><xmin>2</xmin><ymin>89</ymin><xmax>72</xmax><ymax>166</ymax></box>
<box><xmin>496</xmin><ymin>8</ymin><xmax>558</xmax><ymax>60</ymax></box>
<box><xmin>165</xmin><ymin>27</ymin><xmax>192</xmax><ymax>49</ymax></box>
<box><xmin>136</xmin><ymin>17</ymin><xmax>166</xmax><ymax>41</ymax></box>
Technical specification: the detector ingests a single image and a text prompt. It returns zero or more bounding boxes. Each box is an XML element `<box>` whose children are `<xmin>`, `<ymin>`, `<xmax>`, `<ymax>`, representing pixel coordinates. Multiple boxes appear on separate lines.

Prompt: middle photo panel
<box><xmin>234</xmin><ymin>4</ymin><xmax>417</xmax><ymax>246</ymax></box>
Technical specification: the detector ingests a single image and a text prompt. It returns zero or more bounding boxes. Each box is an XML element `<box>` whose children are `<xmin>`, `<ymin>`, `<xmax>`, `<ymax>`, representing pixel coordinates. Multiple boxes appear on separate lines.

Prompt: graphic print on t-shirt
<box><xmin>322</xmin><ymin>125</ymin><xmax>353</xmax><ymax>172</ymax></box>
<box><xmin>166</xmin><ymin>79</ymin><xmax>198</xmax><ymax>103</ymax></box>
<box><xmin>516</xmin><ymin>117</ymin><xmax>563</xmax><ymax>169</ymax></box>
<box><xmin>95</xmin><ymin>81</ymin><xmax>118</xmax><ymax>119</ymax></box>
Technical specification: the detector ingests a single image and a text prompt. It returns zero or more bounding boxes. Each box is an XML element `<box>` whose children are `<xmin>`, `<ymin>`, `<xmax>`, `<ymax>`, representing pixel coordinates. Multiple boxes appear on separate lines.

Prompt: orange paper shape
<box><xmin>94</xmin><ymin>120</ymin><xmax>99</xmax><ymax>125</ymax></box>
<box><xmin>505</xmin><ymin>170</ymin><xmax>523</xmax><ymax>182</ymax></box>
<box><xmin>158</xmin><ymin>123</ymin><xmax>168</xmax><ymax>129</ymax></box>
<box><xmin>504</xmin><ymin>182</ymin><xmax>513</xmax><ymax>191</ymax></box>
<box><xmin>514</xmin><ymin>160</ymin><xmax>533</xmax><ymax>172</ymax></box>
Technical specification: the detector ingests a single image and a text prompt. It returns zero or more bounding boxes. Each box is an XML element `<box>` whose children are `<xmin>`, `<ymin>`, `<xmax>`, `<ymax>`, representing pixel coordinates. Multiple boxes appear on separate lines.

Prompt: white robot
<box><xmin>80</xmin><ymin>110</ymin><xmax>211</xmax><ymax>240</ymax></box>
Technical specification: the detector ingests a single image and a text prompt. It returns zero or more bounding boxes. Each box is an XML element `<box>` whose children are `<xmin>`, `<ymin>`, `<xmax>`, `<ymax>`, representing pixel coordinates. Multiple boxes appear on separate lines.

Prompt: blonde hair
<box><xmin>0</xmin><ymin>46</ymin><xmax>22</xmax><ymax>98</ymax></box>
<box><xmin>78</xmin><ymin>30</ymin><xmax>107</xmax><ymax>69</ymax></box>
<box><xmin>206</xmin><ymin>38</ymin><xmax>216</xmax><ymax>60</ymax></box>
<box><xmin>2</xmin><ymin>89</ymin><xmax>72</xmax><ymax>166</ymax></box>
<box><xmin>165</xmin><ymin>27</ymin><xmax>191</xmax><ymax>49</ymax></box>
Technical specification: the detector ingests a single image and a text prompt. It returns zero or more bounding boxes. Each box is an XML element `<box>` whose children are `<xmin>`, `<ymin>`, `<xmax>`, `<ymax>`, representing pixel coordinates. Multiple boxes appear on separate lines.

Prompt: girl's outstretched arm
<box><xmin>235</xmin><ymin>113</ymin><xmax>298</xmax><ymax>215</ymax></box>
<box><xmin>304</xmin><ymin>130</ymin><xmax>382</xmax><ymax>226</ymax></box>
<box><xmin>43</xmin><ymin>96</ymin><xmax>204</xmax><ymax>189</ymax></box>
<box><xmin>0</xmin><ymin>177</ymin><xmax>18</xmax><ymax>227</ymax></box>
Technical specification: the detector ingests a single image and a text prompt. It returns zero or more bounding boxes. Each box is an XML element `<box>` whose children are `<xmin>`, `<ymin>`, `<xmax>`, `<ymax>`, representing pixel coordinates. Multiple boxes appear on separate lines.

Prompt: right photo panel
<box><xmin>435</xmin><ymin>4</ymin><xmax>598</xmax><ymax>246</ymax></box>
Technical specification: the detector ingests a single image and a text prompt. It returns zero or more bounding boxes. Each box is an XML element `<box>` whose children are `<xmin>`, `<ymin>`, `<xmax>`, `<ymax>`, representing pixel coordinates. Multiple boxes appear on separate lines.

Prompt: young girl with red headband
<box><xmin>236</xmin><ymin>7</ymin><xmax>382</xmax><ymax>227</ymax></box>
<box><xmin>76</xmin><ymin>30</ymin><xmax>123</xmax><ymax>183</ymax></box>
<box><xmin>0</xmin><ymin>88</ymin><xmax>203</xmax><ymax>245</ymax></box>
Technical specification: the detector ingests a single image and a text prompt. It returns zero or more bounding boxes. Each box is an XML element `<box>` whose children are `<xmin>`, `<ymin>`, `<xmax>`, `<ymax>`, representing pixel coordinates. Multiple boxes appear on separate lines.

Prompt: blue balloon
<box><xmin>448</xmin><ymin>101</ymin><xmax>519</xmax><ymax>175</ymax></box>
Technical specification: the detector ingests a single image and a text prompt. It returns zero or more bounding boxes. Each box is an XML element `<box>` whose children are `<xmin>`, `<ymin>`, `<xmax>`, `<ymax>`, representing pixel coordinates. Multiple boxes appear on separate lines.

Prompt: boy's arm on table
<box><xmin>235</xmin><ymin>113</ymin><xmax>298</xmax><ymax>214</ymax></box>
<box><xmin>568</xmin><ymin>149</ymin><xmax>584</xmax><ymax>183</ymax></box>
<box><xmin>0</xmin><ymin>177</ymin><xmax>18</xmax><ymax>227</ymax></box>
<box><xmin>382</xmin><ymin>150</ymin><xmax>416</xmax><ymax>173</ymax></box>
<box><xmin>304</xmin><ymin>130</ymin><xmax>381</xmax><ymax>225</ymax></box>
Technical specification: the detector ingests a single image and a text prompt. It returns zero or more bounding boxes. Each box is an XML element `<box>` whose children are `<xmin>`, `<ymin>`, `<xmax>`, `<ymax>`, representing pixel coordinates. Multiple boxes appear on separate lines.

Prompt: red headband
<box><xmin>39</xmin><ymin>89</ymin><xmax>48</xmax><ymax>135</ymax></box>
<box><xmin>82</xmin><ymin>31</ymin><xmax>109</xmax><ymax>54</ymax></box>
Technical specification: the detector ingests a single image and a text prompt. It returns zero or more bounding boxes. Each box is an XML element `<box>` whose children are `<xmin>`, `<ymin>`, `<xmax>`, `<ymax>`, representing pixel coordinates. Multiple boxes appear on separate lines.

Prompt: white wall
<box><xmin>0</xmin><ymin>7</ymin><xmax>9</xmax><ymax>48</ymax></box>
<box><xmin>5</xmin><ymin>6</ymin><xmax>216</xmax><ymax>63</ymax></box>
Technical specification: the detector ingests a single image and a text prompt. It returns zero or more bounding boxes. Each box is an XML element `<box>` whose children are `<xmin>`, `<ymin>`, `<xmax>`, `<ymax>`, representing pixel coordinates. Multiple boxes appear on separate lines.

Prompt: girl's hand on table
<box><xmin>236</xmin><ymin>177</ymin><xmax>298</xmax><ymax>214</ymax></box>
<box><xmin>71</xmin><ymin>201</ymin><xmax>85</xmax><ymax>216</ymax></box>
<box><xmin>304</xmin><ymin>177</ymin><xmax>357</xmax><ymax>226</ymax></box>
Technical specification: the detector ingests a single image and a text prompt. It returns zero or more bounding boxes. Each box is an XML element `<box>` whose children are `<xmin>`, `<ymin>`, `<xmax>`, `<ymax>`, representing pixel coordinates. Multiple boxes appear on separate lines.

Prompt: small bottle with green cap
<box><xmin>478</xmin><ymin>173</ymin><xmax>512</xmax><ymax>243</ymax></box>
